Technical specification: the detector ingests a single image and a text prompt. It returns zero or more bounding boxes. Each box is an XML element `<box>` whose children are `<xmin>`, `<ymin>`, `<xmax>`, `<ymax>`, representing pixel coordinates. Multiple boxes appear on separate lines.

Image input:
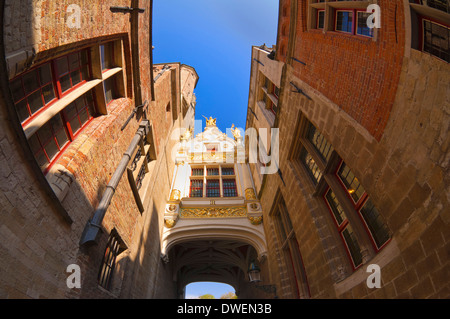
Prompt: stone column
<box><xmin>241</xmin><ymin>162</ymin><xmax>257</xmax><ymax>201</ymax></box>
<box><xmin>170</xmin><ymin>162</ymin><xmax>188</xmax><ymax>201</ymax></box>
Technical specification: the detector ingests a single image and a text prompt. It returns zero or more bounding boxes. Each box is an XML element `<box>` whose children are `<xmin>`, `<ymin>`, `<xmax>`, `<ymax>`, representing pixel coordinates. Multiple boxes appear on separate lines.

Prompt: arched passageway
<box><xmin>167</xmin><ymin>239</ymin><xmax>260</xmax><ymax>298</ymax></box>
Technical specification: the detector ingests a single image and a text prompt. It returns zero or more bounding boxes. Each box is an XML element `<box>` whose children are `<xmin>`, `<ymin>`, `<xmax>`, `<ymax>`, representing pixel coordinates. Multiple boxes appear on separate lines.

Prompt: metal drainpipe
<box><xmin>79</xmin><ymin>120</ymin><xmax>150</xmax><ymax>247</ymax></box>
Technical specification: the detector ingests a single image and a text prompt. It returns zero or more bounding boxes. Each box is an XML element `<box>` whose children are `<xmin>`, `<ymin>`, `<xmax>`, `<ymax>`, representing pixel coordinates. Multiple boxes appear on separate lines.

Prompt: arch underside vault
<box><xmin>161</xmin><ymin>218</ymin><xmax>267</xmax><ymax>292</ymax></box>
<box><xmin>170</xmin><ymin>240</ymin><xmax>259</xmax><ymax>292</ymax></box>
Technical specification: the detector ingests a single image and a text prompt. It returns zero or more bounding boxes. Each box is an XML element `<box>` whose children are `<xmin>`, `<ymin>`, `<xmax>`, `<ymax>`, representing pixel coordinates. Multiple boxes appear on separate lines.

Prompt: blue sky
<box><xmin>185</xmin><ymin>282</ymin><xmax>235</xmax><ymax>299</ymax></box>
<box><xmin>153</xmin><ymin>0</ymin><xmax>279</xmax><ymax>133</ymax></box>
<box><xmin>153</xmin><ymin>0</ymin><xmax>279</xmax><ymax>299</ymax></box>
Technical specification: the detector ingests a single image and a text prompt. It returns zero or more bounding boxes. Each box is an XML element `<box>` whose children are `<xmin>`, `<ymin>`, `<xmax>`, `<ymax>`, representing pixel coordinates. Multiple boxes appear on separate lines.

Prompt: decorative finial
<box><xmin>202</xmin><ymin>115</ymin><xmax>217</xmax><ymax>127</ymax></box>
<box><xmin>231</xmin><ymin>124</ymin><xmax>241</xmax><ymax>139</ymax></box>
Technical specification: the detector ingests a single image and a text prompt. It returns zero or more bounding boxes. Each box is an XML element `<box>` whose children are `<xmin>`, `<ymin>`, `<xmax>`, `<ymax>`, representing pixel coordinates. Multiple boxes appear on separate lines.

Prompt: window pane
<box><xmin>101</xmin><ymin>43</ymin><xmax>113</xmax><ymax>70</ymax></box>
<box><xmin>206</xmin><ymin>179</ymin><xmax>220</xmax><ymax>197</ymax></box>
<box><xmin>222</xmin><ymin>167</ymin><xmax>235</xmax><ymax>175</ymax></box>
<box><xmin>223</xmin><ymin>179</ymin><xmax>237</xmax><ymax>197</ymax></box>
<box><xmin>44</xmin><ymin>139</ymin><xmax>60</xmax><ymax>161</ymax></box>
<box><xmin>423</xmin><ymin>20</ymin><xmax>450</xmax><ymax>63</ymax></box>
<box><xmin>300</xmin><ymin>148</ymin><xmax>323</xmax><ymax>184</ymax></box>
<box><xmin>49</xmin><ymin>115</ymin><xmax>69</xmax><ymax>148</ymax></box>
<box><xmin>35</xmin><ymin>151</ymin><xmax>49</xmax><ymax>170</ymax></box>
<box><xmin>104</xmin><ymin>77</ymin><xmax>116</xmax><ymax>104</ymax></box>
<box><xmin>325</xmin><ymin>189</ymin><xmax>347</xmax><ymax>225</ymax></box>
<box><xmin>69</xmin><ymin>117</ymin><xmax>81</xmax><ymax>135</ymax></box>
<box><xmin>357</xmin><ymin>12</ymin><xmax>374</xmax><ymax>37</ymax></box>
<box><xmin>27</xmin><ymin>90</ymin><xmax>44</xmax><ymax>115</ymax></box>
<box><xmin>28</xmin><ymin>135</ymin><xmax>42</xmax><ymax>155</ymax></box>
<box><xmin>42</xmin><ymin>83</ymin><xmax>56</xmax><ymax>104</ymax></box>
<box><xmin>336</xmin><ymin>11</ymin><xmax>353</xmax><ymax>33</ymax></box>
<box><xmin>190</xmin><ymin>180</ymin><xmax>203</xmax><ymax>197</ymax></box>
<box><xmin>338</xmin><ymin>162</ymin><xmax>365</xmax><ymax>203</ymax></box>
<box><xmin>359</xmin><ymin>198</ymin><xmax>390</xmax><ymax>249</ymax></box>
<box><xmin>192</xmin><ymin>168</ymin><xmax>204</xmax><ymax>176</ymax></box>
<box><xmin>342</xmin><ymin>224</ymin><xmax>363</xmax><ymax>268</ymax></box>
<box><xmin>306</xmin><ymin>122</ymin><xmax>334</xmax><ymax>162</ymax></box>
<box><xmin>70</xmin><ymin>70</ymin><xmax>82</xmax><ymax>86</ymax></box>
<box><xmin>22</xmin><ymin>71</ymin><xmax>39</xmax><ymax>95</ymax></box>
<box><xmin>39</xmin><ymin>63</ymin><xmax>53</xmax><ymax>85</ymax></box>
<box><xmin>56</xmin><ymin>57</ymin><xmax>69</xmax><ymax>76</ymax></box>
<box><xmin>207</xmin><ymin>167</ymin><xmax>219</xmax><ymax>175</ymax></box>
<box><xmin>318</xmin><ymin>10</ymin><xmax>325</xmax><ymax>29</ymax></box>
<box><xmin>15</xmin><ymin>100</ymin><xmax>30</xmax><ymax>123</ymax></box>
<box><xmin>60</xmin><ymin>74</ymin><xmax>72</xmax><ymax>92</ymax></box>
<box><xmin>68</xmin><ymin>52</ymin><xmax>80</xmax><ymax>70</ymax></box>
<box><xmin>81</xmin><ymin>65</ymin><xmax>90</xmax><ymax>81</ymax></box>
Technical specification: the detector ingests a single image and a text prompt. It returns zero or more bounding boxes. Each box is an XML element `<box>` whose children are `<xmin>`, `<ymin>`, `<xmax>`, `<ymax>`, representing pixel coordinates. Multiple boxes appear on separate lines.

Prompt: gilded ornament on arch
<box><xmin>248</xmin><ymin>216</ymin><xmax>263</xmax><ymax>225</ymax></box>
<box><xmin>180</xmin><ymin>206</ymin><xmax>247</xmax><ymax>218</ymax></box>
<box><xmin>170</xmin><ymin>189</ymin><xmax>181</xmax><ymax>201</ymax></box>
<box><xmin>245</xmin><ymin>188</ymin><xmax>257</xmax><ymax>200</ymax></box>
<box><xmin>165</xmin><ymin>219</ymin><xmax>176</xmax><ymax>228</ymax></box>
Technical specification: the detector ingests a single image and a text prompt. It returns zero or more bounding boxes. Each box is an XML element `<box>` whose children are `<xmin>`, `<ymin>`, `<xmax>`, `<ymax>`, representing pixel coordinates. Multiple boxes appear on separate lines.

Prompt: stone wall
<box><xmin>257</xmin><ymin>46</ymin><xmax>449</xmax><ymax>298</ymax></box>
<box><xmin>0</xmin><ymin>0</ymin><xmax>196</xmax><ymax>299</ymax></box>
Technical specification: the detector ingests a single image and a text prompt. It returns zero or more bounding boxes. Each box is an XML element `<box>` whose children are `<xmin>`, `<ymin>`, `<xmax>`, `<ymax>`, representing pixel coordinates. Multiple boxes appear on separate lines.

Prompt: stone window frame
<box><xmin>269</xmin><ymin>191</ymin><xmax>311</xmax><ymax>299</ymax></box>
<box><xmin>9</xmin><ymin>37</ymin><xmax>128</xmax><ymax>175</ymax></box>
<box><xmin>289</xmin><ymin>113</ymin><xmax>391</xmax><ymax>274</ymax></box>
<box><xmin>189</xmin><ymin>164</ymin><xmax>239</xmax><ymax>198</ymax></box>
<box><xmin>307</xmin><ymin>0</ymin><xmax>378</xmax><ymax>41</ymax></box>
<box><xmin>258</xmin><ymin>73</ymin><xmax>279</xmax><ymax>117</ymax></box>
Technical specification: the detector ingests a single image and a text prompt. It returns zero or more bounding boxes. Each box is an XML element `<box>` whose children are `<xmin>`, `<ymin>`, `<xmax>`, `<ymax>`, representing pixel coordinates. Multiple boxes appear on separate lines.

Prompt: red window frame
<box><xmin>62</xmin><ymin>92</ymin><xmax>96</xmax><ymax>139</ymax></box>
<box><xmin>323</xmin><ymin>187</ymin><xmax>363</xmax><ymax>270</ymax></box>
<box><xmin>334</xmin><ymin>9</ymin><xmax>373</xmax><ymax>38</ymax></box>
<box><xmin>28</xmin><ymin>115</ymin><xmax>70</xmax><ymax>173</ymax></box>
<box><xmin>221</xmin><ymin>167</ymin><xmax>235</xmax><ymax>176</ymax></box>
<box><xmin>9</xmin><ymin>48</ymin><xmax>92</xmax><ymax>128</ymax></box>
<box><xmin>191</xmin><ymin>168</ymin><xmax>204</xmax><ymax>176</ymax></box>
<box><xmin>335</xmin><ymin>160</ymin><xmax>390</xmax><ymax>252</ymax></box>
<box><xmin>9</xmin><ymin>63</ymin><xmax>57</xmax><ymax>125</ymax></box>
<box><xmin>207</xmin><ymin>167</ymin><xmax>219</xmax><ymax>176</ymax></box>
<box><xmin>222</xmin><ymin>179</ymin><xmax>238</xmax><ymax>197</ymax></box>
<box><xmin>54</xmin><ymin>49</ymin><xmax>91</xmax><ymax>96</ymax></box>
<box><xmin>206</xmin><ymin>179</ymin><xmax>220</xmax><ymax>197</ymax></box>
<box><xmin>189</xmin><ymin>179</ymin><xmax>203</xmax><ymax>198</ymax></box>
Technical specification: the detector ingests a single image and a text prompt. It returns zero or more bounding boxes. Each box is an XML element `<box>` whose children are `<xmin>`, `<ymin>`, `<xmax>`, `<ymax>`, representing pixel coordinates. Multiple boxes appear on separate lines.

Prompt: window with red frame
<box><xmin>27</xmin><ymin>93</ymin><xmax>96</xmax><ymax>173</ymax></box>
<box><xmin>27</xmin><ymin>115</ymin><xmax>69</xmax><ymax>172</ymax></box>
<box><xmin>222</xmin><ymin>179</ymin><xmax>237</xmax><ymax>197</ymax></box>
<box><xmin>207</xmin><ymin>167</ymin><xmax>219</xmax><ymax>176</ymax></box>
<box><xmin>63</xmin><ymin>92</ymin><xmax>96</xmax><ymax>138</ymax></box>
<box><xmin>189</xmin><ymin>179</ymin><xmax>203</xmax><ymax>198</ymax></box>
<box><xmin>55</xmin><ymin>50</ymin><xmax>90</xmax><ymax>94</ymax></box>
<box><xmin>9</xmin><ymin>63</ymin><xmax>56</xmax><ymax>124</ymax></box>
<box><xmin>335</xmin><ymin>9</ymin><xmax>373</xmax><ymax>37</ymax></box>
<box><xmin>221</xmin><ymin>167</ymin><xmax>235</xmax><ymax>176</ymax></box>
<box><xmin>191</xmin><ymin>168</ymin><xmax>204</xmax><ymax>176</ymax></box>
<box><xmin>206</xmin><ymin>179</ymin><xmax>220</xmax><ymax>197</ymax></box>
<box><xmin>324</xmin><ymin>188</ymin><xmax>363</xmax><ymax>269</ymax></box>
<box><xmin>337</xmin><ymin>161</ymin><xmax>390</xmax><ymax>250</ymax></box>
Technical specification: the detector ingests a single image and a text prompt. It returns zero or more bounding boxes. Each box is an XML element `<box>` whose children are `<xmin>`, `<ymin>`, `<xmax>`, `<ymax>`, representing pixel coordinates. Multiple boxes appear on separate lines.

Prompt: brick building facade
<box><xmin>246</xmin><ymin>0</ymin><xmax>449</xmax><ymax>298</ymax></box>
<box><xmin>0</xmin><ymin>0</ymin><xmax>199</xmax><ymax>298</ymax></box>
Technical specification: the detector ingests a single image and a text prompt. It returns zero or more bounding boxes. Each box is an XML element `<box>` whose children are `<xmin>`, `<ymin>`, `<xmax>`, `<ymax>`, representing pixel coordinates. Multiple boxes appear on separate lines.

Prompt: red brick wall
<box><xmin>280</xmin><ymin>0</ymin><xmax>406</xmax><ymax>140</ymax></box>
